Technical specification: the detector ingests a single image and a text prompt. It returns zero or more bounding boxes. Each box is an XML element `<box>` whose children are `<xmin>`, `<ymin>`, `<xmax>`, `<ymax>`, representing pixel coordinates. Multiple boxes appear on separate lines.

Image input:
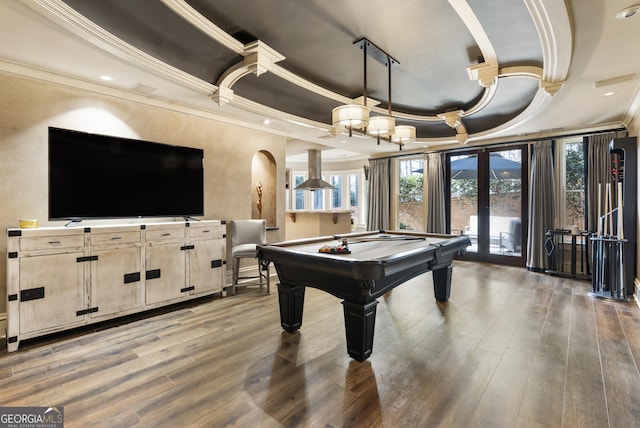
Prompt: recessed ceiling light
<box><xmin>262</xmin><ymin>119</ymin><xmax>271</xmax><ymax>125</ymax></box>
<box><xmin>100</xmin><ymin>75</ymin><xmax>113</xmax><ymax>81</ymax></box>
<box><xmin>616</xmin><ymin>4</ymin><xmax>640</xmax><ymax>19</ymax></box>
<box><xmin>602</xmin><ymin>91</ymin><xmax>616</xmax><ymax>97</ymax></box>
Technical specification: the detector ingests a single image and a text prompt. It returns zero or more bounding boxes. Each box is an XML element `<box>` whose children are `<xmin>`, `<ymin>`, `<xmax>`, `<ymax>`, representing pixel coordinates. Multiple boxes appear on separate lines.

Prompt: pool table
<box><xmin>257</xmin><ymin>230</ymin><xmax>471</xmax><ymax>361</ymax></box>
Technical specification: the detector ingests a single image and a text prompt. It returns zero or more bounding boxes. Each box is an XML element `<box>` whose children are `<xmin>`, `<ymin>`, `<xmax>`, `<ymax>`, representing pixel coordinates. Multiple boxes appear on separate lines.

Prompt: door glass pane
<box><xmin>450</xmin><ymin>154</ymin><xmax>478</xmax><ymax>252</ymax></box>
<box><xmin>398</xmin><ymin>158</ymin><xmax>424</xmax><ymax>230</ymax></box>
<box><xmin>489</xmin><ymin>150</ymin><xmax>522</xmax><ymax>256</ymax></box>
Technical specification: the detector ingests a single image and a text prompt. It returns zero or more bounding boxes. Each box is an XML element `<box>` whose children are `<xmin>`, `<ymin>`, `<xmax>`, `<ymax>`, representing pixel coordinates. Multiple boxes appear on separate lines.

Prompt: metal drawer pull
<box><xmin>20</xmin><ymin>287</ymin><xmax>45</xmax><ymax>302</ymax></box>
<box><xmin>111</xmin><ymin>236</ymin><xmax>122</xmax><ymax>240</ymax></box>
<box><xmin>48</xmin><ymin>240</ymin><xmax>61</xmax><ymax>244</ymax></box>
<box><xmin>161</xmin><ymin>233</ymin><xmax>171</xmax><ymax>237</ymax></box>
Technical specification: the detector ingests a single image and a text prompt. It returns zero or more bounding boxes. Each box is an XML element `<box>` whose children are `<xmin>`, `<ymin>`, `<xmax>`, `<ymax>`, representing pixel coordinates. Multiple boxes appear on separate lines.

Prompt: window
<box><xmin>294</xmin><ymin>174</ymin><xmax>306</xmax><ymax>210</ymax></box>
<box><xmin>331</xmin><ymin>175</ymin><xmax>342</xmax><ymax>209</ymax></box>
<box><xmin>397</xmin><ymin>158</ymin><xmax>424</xmax><ymax>230</ymax></box>
<box><xmin>289</xmin><ymin>169</ymin><xmax>367</xmax><ymax>227</ymax></box>
<box><xmin>349</xmin><ymin>173</ymin><xmax>359</xmax><ymax>223</ymax></box>
<box><xmin>556</xmin><ymin>138</ymin><xmax>585</xmax><ymax>230</ymax></box>
<box><xmin>313</xmin><ymin>187</ymin><xmax>324</xmax><ymax>210</ymax></box>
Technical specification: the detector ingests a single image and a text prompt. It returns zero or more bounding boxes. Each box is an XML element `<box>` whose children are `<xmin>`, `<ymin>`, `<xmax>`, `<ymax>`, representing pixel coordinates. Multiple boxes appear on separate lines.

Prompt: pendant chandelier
<box><xmin>367</xmin><ymin>44</ymin><xmax>395</xmax><ymax>144</ymax></box>
<box><xmin>331</xmin><ymin>39</ymin><xmax>371</xmax><ymax>137</ymax></box>
<box><xmin>332</xmin><ymin>38</ymin><xmax>415</xmax><ymax>149</ymax></box>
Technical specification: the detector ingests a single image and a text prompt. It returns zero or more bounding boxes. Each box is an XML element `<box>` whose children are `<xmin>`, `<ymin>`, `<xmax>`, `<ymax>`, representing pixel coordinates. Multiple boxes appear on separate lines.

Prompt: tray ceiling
<box><xmin>0</xmin><ymin>0</ymin><xmax>638</xmax><ymax>160</ymax></box>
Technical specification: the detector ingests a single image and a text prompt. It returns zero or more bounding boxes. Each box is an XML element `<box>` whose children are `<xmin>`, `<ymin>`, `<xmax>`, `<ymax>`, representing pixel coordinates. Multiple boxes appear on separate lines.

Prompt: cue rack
<box><xmin>590</xmin><ymin>137</ymin><xmax>637</xmax><ymax>300</ymax></box>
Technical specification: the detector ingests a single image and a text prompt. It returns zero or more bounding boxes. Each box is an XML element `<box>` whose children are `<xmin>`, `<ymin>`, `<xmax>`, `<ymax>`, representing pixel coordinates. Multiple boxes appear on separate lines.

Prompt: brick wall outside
<box><xmin>398</xmin><ymin>202</ymin><xmax>423</xmax><ymax>230</ymax></box>
<box><xmin>398</xmin><ymin>192</ymin><xmax>522</xmax><ymax>233</ymax></box>
<box><xmin>450</xmin><ymin>192</ymin><xmax>522</xmax><ymax>235</ymax></box>
<box><xmin>400</xmin><ymin>191</ymin><xmax>585</xmax><ymax>234</ymax></box>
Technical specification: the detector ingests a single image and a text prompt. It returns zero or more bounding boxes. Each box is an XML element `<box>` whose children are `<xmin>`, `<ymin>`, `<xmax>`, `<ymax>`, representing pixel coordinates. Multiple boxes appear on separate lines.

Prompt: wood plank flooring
<box><xmin>1</xmin><ymin>261</ymin><xmax>639</xmax><ymax>427</ymax></box>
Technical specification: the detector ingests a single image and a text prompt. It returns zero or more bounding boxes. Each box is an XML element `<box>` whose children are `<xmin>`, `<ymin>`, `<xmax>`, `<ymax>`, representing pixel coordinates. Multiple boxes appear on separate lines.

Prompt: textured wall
<box><xmin>0</xmin><ymin>73</ymin><xmax>287</xmax><ymax>314</ymax></box>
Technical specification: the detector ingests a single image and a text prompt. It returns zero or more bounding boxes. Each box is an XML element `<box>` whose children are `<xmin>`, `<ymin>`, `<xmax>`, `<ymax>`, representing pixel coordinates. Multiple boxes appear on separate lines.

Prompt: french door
<box><xmin>446</xmin><ymin>146</ymin><xmax>528</xmax><ymax>266</ymax></box>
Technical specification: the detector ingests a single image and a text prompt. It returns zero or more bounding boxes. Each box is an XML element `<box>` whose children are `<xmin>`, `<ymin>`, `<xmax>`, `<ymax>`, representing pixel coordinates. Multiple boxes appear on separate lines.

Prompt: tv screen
<box><xmin>48</xmin><ymin>127</ymin><xmax>204</xmax><ymax>220</ymax></box>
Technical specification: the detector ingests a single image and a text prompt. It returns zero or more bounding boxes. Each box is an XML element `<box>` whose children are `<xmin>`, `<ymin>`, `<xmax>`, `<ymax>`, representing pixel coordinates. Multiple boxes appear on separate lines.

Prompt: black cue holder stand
<box><xmin>545</xmin><ymin>229</ymin><xmax>591</xmax><ymax>280</ymax></box>
<box><xmin>609</xmin><ymin>137</ymin><xmax>637</xmax><ymax>295</ymax></box>
<box><xmin>590</xmin><ymin>236</ymin><xmax>629</xmax><ymax>301</ymax></box>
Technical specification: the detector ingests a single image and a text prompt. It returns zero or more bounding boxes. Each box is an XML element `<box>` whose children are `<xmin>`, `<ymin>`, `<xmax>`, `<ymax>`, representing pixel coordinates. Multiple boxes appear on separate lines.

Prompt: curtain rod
<box><xmin>370</xmin><ymin>127</ymin><xmax>627</xmax><ymax>161</ymax></box>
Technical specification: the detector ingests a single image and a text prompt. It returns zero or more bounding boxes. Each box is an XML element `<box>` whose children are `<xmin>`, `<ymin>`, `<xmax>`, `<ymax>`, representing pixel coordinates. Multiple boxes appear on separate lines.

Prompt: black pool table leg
<box><xmin>277</xmin><ymin>284</ymin><xmax>305</xmax><ymax>332</ymax></box>
<box><xmin>432</xmin><ymin>263</ymin><xmax>453</xmax><ymax>302</ymax></box>
<box><xmin>342</xmin><ymin>300</ymin><xmax>378</xmax><ymax>362</ymax></box>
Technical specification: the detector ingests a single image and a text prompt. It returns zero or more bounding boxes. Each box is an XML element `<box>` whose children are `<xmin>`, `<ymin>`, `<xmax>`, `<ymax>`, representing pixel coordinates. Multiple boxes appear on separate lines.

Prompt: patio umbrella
<box><xmin>451</xmin><ymin>153</ymin><xmax>521</xmax><ymax>179</ymax></box>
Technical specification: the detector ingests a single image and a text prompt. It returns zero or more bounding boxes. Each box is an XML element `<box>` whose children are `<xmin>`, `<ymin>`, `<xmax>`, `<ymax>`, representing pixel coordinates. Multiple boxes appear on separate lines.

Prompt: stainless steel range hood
<box><xmin>294</xmin><ymin>149</ymin><xmax>334</xmax><ymax>191</ymax></box>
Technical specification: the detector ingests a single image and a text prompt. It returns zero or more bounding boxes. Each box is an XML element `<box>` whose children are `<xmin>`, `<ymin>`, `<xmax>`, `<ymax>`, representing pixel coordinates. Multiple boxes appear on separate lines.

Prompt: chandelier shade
<box><xmin>391</xmin><ymin>125</ymin><xmax>416</xmax><ymax>144</ymax></box>
<box><xmin>367</xmin><ymin>115</ymin><xmax>395</xmax><ymax>137</ymax></box>
<box><xmin>332</xmin><ymin>104</ymin><xmax>370</xmax><ymax>130</ymax></box>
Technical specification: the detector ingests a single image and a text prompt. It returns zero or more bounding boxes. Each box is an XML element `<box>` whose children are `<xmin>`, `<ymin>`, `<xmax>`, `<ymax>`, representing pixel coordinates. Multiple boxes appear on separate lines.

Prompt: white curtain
<box><xmin>425</xmin><ymin>153</ymin><xmax>446</xmax><ymax>233</ymax></box>
<box><xmin>367</xmin><ymin>158</ymin><xmax>390</xmax><ymax>230</ymax></box>
<box><xmin>527</xmin><ymin>140</ymin><xmax>555</xmax><ymax>270</ymax></box>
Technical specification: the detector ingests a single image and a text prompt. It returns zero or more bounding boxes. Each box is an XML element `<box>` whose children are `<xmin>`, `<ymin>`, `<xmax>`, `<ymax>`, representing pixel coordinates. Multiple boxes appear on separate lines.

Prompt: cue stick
<box><xmin>618</xmin><ymin>182</ymin><xmax>624</xmax><ymax>239</ymax></box>
<box><xmin>618</xmin><ymin>241</ymin><xmax>625</xmax><ymax>297</ymax></box>
<box><xmin>347</xmin><ymin>236</ymin><xmax>426</xmax><ymax>244</ymax></box>
<box><xmin>607</xmin><ymin>183</ymin><xmax>612</xmax><ymax>236</ymax></box>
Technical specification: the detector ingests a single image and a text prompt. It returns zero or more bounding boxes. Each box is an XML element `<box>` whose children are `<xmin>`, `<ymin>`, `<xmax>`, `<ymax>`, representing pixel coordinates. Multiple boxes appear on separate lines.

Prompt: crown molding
<box><xmin>21</xmin><ymin>0</ymin><xmax>214</xmax><ymax>94</ymax></box>
<box><xmin>159</xmin><ymin>0</ymin><xmax>244</xmax><ymax>55</ymax></box>
<box><xmin>157</xmin><ymin>0</ymin><xmax>352</xmax><ymax>108</ymax></box>
<box><xmin>468</xmin><ymin>88</ymin><xmax>552</xmax><ymax>142</ymax></box>
<box><xmin>15</xmin><ymin>0</ymin><xmax>582</xmax><ymax>151</ymax></box>
<box><xmin>524</xmin><ymin>0</ymin><xmax>572</xmax><ymax>82</ymax></box>
<box><xmin>0</xmin><ymin>58</ymin><xmax>290</xmax><ymax>138</ymax></box>
<box><xmin>448</xmin><ymin>0</ymin><xmax>498</xmax><ymax>68</ymax></box>
<box><xmin>623</xmin><ymin>80</ymin><xmax>640</xmax><ymax>127</ymax></box>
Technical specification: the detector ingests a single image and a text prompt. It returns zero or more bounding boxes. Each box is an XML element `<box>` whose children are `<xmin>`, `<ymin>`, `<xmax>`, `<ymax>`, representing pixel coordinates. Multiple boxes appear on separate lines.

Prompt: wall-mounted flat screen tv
<box><xmin>49</xmin><ymin>127</ymin><xmax>204</xmax><ymax>220</ymax></box>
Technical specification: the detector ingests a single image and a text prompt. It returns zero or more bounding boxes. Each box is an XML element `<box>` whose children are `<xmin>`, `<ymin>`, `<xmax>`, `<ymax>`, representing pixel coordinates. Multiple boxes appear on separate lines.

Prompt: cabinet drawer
<box><xmin>91</xmin><ymin>231</ymin><xmax>141</xmax><ymax>246</ymax></box>
<box><xmin>146</xmin><ymin>228</ymin><xmax>186</xmax><ymax>241</ymax></box>
<box><xmin>189</xmin><ymin>226</ymin><xmax>221</xmax><ymax>239</ymax></box>
<box><xmin>19</xmin><ymin>235</ymin><xmax>85</xmax><ymax>251</ymax></box>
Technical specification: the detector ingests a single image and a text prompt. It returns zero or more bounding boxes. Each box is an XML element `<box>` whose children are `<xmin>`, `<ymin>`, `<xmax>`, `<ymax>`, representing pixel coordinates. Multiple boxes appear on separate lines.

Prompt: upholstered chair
<box><xmin>229</xmin><ymin>219</ymin><xmax>269</xmax><ymax>295</ymax></box>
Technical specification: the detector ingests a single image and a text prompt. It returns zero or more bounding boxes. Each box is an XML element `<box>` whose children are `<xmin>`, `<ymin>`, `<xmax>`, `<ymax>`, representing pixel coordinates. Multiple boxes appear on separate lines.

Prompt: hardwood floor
<box><xmin>1</xmin><ymin>261</ymin><xmax>639</xmax><ymax>427</ymax></box>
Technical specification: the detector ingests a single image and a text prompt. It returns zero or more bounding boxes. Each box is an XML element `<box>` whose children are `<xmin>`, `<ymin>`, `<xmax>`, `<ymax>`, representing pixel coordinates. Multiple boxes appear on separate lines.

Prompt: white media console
<box><xmin>5</xmin><ymin>220</ymin><xmax>226</xmax><ymax>352</ymax></box>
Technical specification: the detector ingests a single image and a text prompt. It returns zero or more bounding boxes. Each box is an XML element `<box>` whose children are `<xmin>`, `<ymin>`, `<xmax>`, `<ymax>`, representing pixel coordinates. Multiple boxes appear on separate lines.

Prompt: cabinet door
<box><xmin>90</xmin><ymin>246</ymin><xmax>142</xmax><ymax>317</ymax></box>
<box><xmin>188</xmin><ymin>239</ymin><xmax>224</xmax><ymax>295</ymax></box>
<box><xmin>19</xmin><ymin>252</ymin><xmax>85</xmax><ymax>334</ymax></box>
<box><xmin>145</xmin><ymin>242</ymin><xmax>186</xmax><ymax>305</ymax></box>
